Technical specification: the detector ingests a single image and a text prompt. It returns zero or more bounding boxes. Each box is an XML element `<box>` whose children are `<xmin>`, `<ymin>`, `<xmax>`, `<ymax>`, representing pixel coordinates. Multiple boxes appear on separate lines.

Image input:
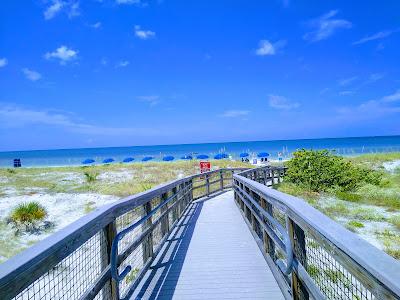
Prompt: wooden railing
<box><xmin>0</xmin><ymin>167</ymin><xmax>247</xmax><ymax>300</ymax></box>
<box><xmin>234</xmin><ymin>167</ymin><xmax>400</xmax><ymax>300</ymax></box>
<box><xmin>1</xmin><ymin>165</ymin><xmax>399</xmax><ymax>300</ymax></box>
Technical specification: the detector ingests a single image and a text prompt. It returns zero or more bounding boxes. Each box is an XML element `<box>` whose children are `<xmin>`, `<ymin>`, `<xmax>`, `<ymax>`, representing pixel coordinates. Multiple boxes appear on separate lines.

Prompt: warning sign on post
<box><xmin>200</xmin><ymin>161</ymin><xmax>211</xmax><ymax>173</ymax></box>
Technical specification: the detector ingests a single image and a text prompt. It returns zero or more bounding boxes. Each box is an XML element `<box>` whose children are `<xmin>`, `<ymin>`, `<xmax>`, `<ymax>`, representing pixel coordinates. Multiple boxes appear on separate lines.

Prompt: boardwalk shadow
<box><xmin>132</xmin><ymin>197</ymin><xmax>209</xmax><ymax>300</ymax></box>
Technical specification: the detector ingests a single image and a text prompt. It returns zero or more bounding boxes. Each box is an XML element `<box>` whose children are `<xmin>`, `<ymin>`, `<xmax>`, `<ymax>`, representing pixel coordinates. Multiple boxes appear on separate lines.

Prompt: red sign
<box><xmin>200</xmin><ymin>161</ymin><xmax>211</xmax><ymax>173</ymax></box>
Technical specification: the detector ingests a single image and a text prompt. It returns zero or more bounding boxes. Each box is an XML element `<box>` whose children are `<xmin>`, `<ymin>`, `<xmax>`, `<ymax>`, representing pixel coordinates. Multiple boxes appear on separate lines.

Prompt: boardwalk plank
<box><xmin>131</xmin><ymin>191</ymin><xmax>284</xmax><ymax>300</ymax></box>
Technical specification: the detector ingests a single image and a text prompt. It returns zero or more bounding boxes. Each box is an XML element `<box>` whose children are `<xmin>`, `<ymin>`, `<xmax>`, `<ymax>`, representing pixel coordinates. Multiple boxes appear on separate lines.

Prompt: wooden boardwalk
<box><xmin>131</xmin><ymin>191</ymin><xmax>284</xmax><ymax>300</ymax></box>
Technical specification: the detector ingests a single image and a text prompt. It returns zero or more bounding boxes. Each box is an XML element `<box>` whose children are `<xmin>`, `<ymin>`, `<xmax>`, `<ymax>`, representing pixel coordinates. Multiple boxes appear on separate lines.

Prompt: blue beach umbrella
<box><xmin>103</xmin><ymin>158</ymin><xmax>115</xmax><ymax>163</ymax></box>
<box><xmin>142</xmin><ymin>156</ymin><xmax>154</xmax><ymax>162</ymax></box>
<box><xmin>240</xmin><ymin>153</ymin><xmax>249</xmax><ymax>158</ymax></box>
<box><xmin>196</xmin><ymin>154</ymin><xmax>209</xmax><ymax>159</ymax></box>
<box><xmin>257</xmin><ymin>152</ymin><xmax>270</xmax><ymax>158</ymax></box>
<box><xmin>214</xmin><ymin>153</ymin><xmax>228</xmax><ymax>160</ymax></box>
<box><xmin>181</xmin><ymin>155</ymin><xmax>193</xmax><ymax>160</ymax></box>
<box><xmin>163</xmin><ymin>155</ymin><xmax>175</xmax><ymax>161</ymax></box>
<box><xmin>82</xmin><ymin>158</ymin><xmax>95</xmax><ymax>165</ymax></box>
<box><xmin>123</xmin><ymin>157</ymin><xmax>135</xmax><ymax>163</ymax></box>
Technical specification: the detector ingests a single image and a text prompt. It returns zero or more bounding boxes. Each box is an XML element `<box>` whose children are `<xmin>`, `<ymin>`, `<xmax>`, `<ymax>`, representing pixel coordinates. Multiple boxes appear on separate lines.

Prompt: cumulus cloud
<box><xmin>303</xmin><ymin>10</ymin><xmax>352</xmax><ymax>42</ymax></box>
<box><xmin>45</xmin><ymin>46</ymin><xmax>78</xmax><ymax>64</ymax></box>
<box><xmin>22</xmin><ymin>68</ymin><xmax>42</xmax><ymax>81</ymax></box>
<box><xmin>0</xmin><ymin>104</ymin><xmax>158</xmax><ymax>136</ymax></box>
<box><xmin>134</xmin><ymin>25</ymin><xmax>155</xmax><ymax>40</ymax></box>
<box><xmin>0</xmin><ymin>58</ymin><xmax>7</xmax><ymax>68</ymax></box>
<box><xmin>268</xmin><ymin>94</ymin><xmax>299</xmax><ymax>110</ymax></box>
<box><xmin>44</xmin><ymin>0</ymin><xmax>64</xmax><ymax>20</ymax></box>
<box><xmin>255</xmin><ymin>40</ymin><xmax>286</xmax><ymax>56</ymax></box>
<box><xmin>353</xmin><ymin>29</ymin><xmax>398</xmax><ymax>45</ymax></box>
<box><xmin>44</xmin><ymin>1</ymin><xmax>80</xmax><ymax>20</ymax></box>
<box><xmin>219</xmin><ymin>110</ymin><xmax>250</xmax><ymax>118</ymax></box>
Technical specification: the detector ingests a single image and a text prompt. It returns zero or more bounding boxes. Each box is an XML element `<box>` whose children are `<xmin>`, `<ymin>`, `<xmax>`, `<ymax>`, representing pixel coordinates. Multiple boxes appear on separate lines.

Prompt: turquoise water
<box><xmin>1</xmin><ymin>136</ymin><xmax>400</xmax><ymax>167</ymax></box>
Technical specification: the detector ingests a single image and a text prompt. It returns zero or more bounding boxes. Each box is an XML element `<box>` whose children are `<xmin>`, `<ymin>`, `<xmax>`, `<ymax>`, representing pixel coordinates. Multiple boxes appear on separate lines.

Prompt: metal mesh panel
<box><xmin>118</xmin><ymin>246</ymin><xmax>144</xmax><ymax>298</ymax></box>
<box><xmin>303</xmin><ymin>234</ymin><xmax>374</xmax><ymax>300</ymax></box>
<box><xmin>14</xmin><ymin>231</ymin><xmax>107</xmax><ymax>300</ymax></box>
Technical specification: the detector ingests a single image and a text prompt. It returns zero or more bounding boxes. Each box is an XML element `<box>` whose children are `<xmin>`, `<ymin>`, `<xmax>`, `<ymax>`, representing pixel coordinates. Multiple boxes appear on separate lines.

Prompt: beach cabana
<box><xmin>214</xmin><ymin>153</ymin><xmax>228</xmax><ymax>160</ymax></box>
<box><xmin>142</xmin><ymin>156</ymin><xmax>154</xmax><ymax>162</ymax></box>
<box><xmin>103</xmin><ymin>158</ymin><xmax>115</xmax><ymax>163</ymax></box>
<box><xmin>196</xmin><ymin>154</ymin><xmax>209</xmax><ymax>159</ymax></box>
<box><xmin>82</xmin><ymin>158</ymin><xmax>95</xmax><ymax>165</ymax></box>
<box><xmin>181</xmin><ymin>155</ymin><xmax>193</xmax><ymax>160</ymax></box>
<box><xmin>257</xmin><ymin>152</ymin><xmax>269</xmax><ymax>158</ymax></box>
<box><xmin>240</xmin><ymin>153</ymin><xmax>249</xmax><ymax>158</ymax></box>
<box><xmin>123</xmin><ymin>157</ymin><xmax>135</xmax><ymax>163</ymax></box>
<box><xmin>163</xmin><ymin>156</ymin><xmax>174</xmax><ymax>161</ymax></box>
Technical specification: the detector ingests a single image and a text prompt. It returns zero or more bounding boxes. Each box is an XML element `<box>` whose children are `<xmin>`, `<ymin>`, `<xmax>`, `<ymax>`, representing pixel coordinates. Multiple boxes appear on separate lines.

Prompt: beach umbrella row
<box><xmin>81</xmin><ymin>151</ymin><xmax>268</xmax><ymax>165</ymax></box>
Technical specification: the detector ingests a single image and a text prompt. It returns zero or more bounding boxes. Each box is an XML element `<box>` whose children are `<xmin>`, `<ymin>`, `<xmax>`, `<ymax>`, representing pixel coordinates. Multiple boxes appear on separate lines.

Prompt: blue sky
<box><xmin>0</xmin><ymin>0</ymin><xmax>399</xmax><ymax>151</ymax></box>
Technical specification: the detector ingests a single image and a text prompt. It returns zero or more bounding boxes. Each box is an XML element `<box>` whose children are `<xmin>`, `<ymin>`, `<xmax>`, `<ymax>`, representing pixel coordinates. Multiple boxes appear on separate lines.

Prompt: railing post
<box><xmin>189</xmin><ymin>179</ymin><xmax>194</xmax><ymax>202</ymax></box>
<box><xmin>288</xmin><ymin>218</ymin><xmax>309</xmax><ymax>300</ymax></box>
<box><xmin>160</xmin><ymin>192</ymin><xmax>169</xmax><ymax>238</ymax></box>
<box><xmin>206</xmin><ymin>174</ymin><xmax>210</xmax><ymax>196</ymax></box>
<box><xmin>102</xmin><ymin>221</ymin><xmax>118</xmax><ymax>300</ymax></box>
<box><xmin>142</xmin><ymin>201</ymin><xmax>153</xmax><ymax>263</ymax></box>
<box><xmin>260</xmin><ymin>197</ymin><xmax>275</xmax><ymax>260</ymax></box>
<box><xmin>220</xmin><ymin>170</ymin><xmax>224</xmax><ymax>190</ymax></box>
<box><xmin>172</xmin><ymin>186</ymin><xmax>178</xmax><ymax>221</ymax></box>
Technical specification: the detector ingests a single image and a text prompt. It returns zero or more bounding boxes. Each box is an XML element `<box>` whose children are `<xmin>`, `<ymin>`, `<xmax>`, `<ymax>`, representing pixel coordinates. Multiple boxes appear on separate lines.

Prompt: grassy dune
<box><xmin>0</xmin><ymin>160</ymin><xmax>249</xmax><ymax>197</ymax></box>
<box><xmin>277</xmin><ymin>152</ymin><xmax>400</xmax><ymax>259</ymax></box>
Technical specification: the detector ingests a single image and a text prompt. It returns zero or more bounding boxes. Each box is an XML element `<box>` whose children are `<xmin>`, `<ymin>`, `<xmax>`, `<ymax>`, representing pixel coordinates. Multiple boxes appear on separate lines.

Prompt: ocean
<box><xmin>1</xmin><ymin>135</ymin><xmax>400</xmax><ymax>168</ymax></box>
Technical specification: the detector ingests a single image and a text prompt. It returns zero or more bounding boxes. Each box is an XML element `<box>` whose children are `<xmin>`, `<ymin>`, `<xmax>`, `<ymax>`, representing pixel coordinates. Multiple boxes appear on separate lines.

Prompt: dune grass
<box><xmin>10</xmin><ymin>202</ymin><xmax>47</xmax><ymax>225</ymax></box>
<box><xmin>0</xmin><ymin>160</ymin><xmax>250</xmax><ymax>197</ymax></box>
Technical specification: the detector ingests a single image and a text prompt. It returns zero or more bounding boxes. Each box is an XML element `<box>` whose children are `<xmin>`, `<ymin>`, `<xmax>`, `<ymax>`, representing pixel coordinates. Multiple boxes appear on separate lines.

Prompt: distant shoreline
<box><xmin>1</xmin><ymin>135</ymin><xmax>400</xmax><ymax>168</ymax></box>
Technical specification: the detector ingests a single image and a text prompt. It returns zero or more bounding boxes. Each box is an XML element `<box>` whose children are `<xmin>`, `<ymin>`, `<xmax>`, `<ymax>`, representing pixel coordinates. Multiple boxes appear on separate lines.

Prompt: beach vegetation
<box><xmin>84</xmin><ymin>171</ymin><xmax>99</xmax><ymax>183</ymax></box>
<box><xmin>285</xmin><ymin>149</ymin><xmax>382</xmax><ymax>192</ymax></box>
<box><xmin>389</xmin><ymin>215</ymin><xmax>400</xmax><ymax>230</ymax></box>
<box><xmin>9</xmin><ymin>202</ymin><xmax>47</xmax><ymax>226</ymax></box>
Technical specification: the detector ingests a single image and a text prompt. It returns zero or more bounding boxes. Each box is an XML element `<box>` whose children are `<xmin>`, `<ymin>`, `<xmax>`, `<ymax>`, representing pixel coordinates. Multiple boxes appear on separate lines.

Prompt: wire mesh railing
<box><xmin>234</xmin><ymin>166</ymin><xmax>400</xmax><ymax>300</ymax></box>
<box><xmin>0</xmin><ymin>167</ymin><xmax>246</xmax><ymax>300</ymax></box>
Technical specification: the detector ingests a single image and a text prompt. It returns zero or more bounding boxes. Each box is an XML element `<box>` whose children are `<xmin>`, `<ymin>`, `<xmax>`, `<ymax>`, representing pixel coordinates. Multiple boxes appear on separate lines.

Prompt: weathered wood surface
<box><xmin>234</xmin><ymin>173</ymin><xmax>400</xmax><ymax>299</ymax></box>
<box><xmin>131</xmin><ymin>191</ymin><xmax>284</xmax><ymax>300</ymax></box>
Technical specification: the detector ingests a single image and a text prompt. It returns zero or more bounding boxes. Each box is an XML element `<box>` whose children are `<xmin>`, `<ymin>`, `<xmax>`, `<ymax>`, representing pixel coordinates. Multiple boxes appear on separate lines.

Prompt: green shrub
<box><xmin>347</xmin><ymin>220</ymin><xmax>364</xmax><ymax>229</ymax></box>
<box><xmin>285</xmin><ymin>149</ymin><xmax>382</xmax><ymax>192</ymax></box>
<box><xmin>10</xmin><ymin>202</ymin><xmax>47</xmax><ymax>225</ymax></box>
<box><xmin>84</xmin><ymin>172</ymin><xmax>99</xmax><ymax>183</ymax></box>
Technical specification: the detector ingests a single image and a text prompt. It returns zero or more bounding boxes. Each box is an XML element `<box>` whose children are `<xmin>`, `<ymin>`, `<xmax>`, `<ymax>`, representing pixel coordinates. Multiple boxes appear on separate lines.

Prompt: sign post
<box><xmin>200</xmin><ymin>161</ymin><xmax>211</xmax><ymax>173</ymax></box>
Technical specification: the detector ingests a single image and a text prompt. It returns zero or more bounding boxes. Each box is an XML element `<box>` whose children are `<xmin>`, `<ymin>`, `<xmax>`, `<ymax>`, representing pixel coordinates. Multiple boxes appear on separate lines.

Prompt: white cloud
<box><xmin>367</xmin><ymin>73</ymin><xmax>384</xmax><ymax>83</ymax></box>
<box><xmin>45</xmin><ymin>46</ymin><xmax>78</xmax><ymax>64</ymax></box>
<box><xmin>382</xmin><ymin>90</ymin><xmax>400</xmax><ymax>103</ymax></box>
<box><xmin>303</xmin><ymin>10</ymin><xmax>352</xmax><ymax>42</ymax></box>
<box><xmin>0</xmin><ymin>104</ymin><xmax>158</xmax><ymax>136</ymax></box>
<box><xmin>353</xmin><ymin>29</ymin><xmax>398</xmax><ymax>45</ymax></box>
<box><xmin>116</xmin><ymin>0</ymin><xmax>141</xmax><ymax>4</ymax></box>
<box><xmin>137</xmin><ymin>95</ymin><xmax>160</xmax><ymax>106</ymax></box>
<box><xmin>134</xmin><ymin>25</ymin><xmax>155</xmax><ymax>40</ymax></box>
<box><xmin>116</xmin><ymin>60</ymin><xmax>129</xmax><ymax>67</ymax></box>
<box><xmin>22</xmin><ymin>68</ymin><xmax>42</xmax><ymax>81</ymax></box>
<box><xmin>255</xmin><ymin>40</ymin><xmax>286</xmax><ymax>56</ymax></box>
<box><xmin>338</xmin><ymin>76</ymin><xmax>358</xmax><ymax>86</ymax></box>
<box><xmin>91</xmin><ymin>22</ymin><xmax>102</xmax><ymax>29</ymax></box>
<box><xmin>337</xmin><ymin>89</ymin><xmax>400</xmax><ymax>118</ymax></box>
<box><xmin>0</xmin><ymin>58</ymin><xmax>7</xmax><ymax>68</ymax></box>
<box><xmin>44</xmin><ymin>0</ymin><xmax>64</xmax><ymax>20</ymax></box>
<box><xmin>219</xmin><ymin>110</ymin><xmax>250</xmax><ymax>118</ymax></box>
<box><xmin>268</xmin><ymin>94</ymin><xmax>299</xmax><ymax>110</ymax></box>
<box><xmin>44</xmin><ymin>1</ymin><xmax>80</xmax><ymax>20</ymax></box>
